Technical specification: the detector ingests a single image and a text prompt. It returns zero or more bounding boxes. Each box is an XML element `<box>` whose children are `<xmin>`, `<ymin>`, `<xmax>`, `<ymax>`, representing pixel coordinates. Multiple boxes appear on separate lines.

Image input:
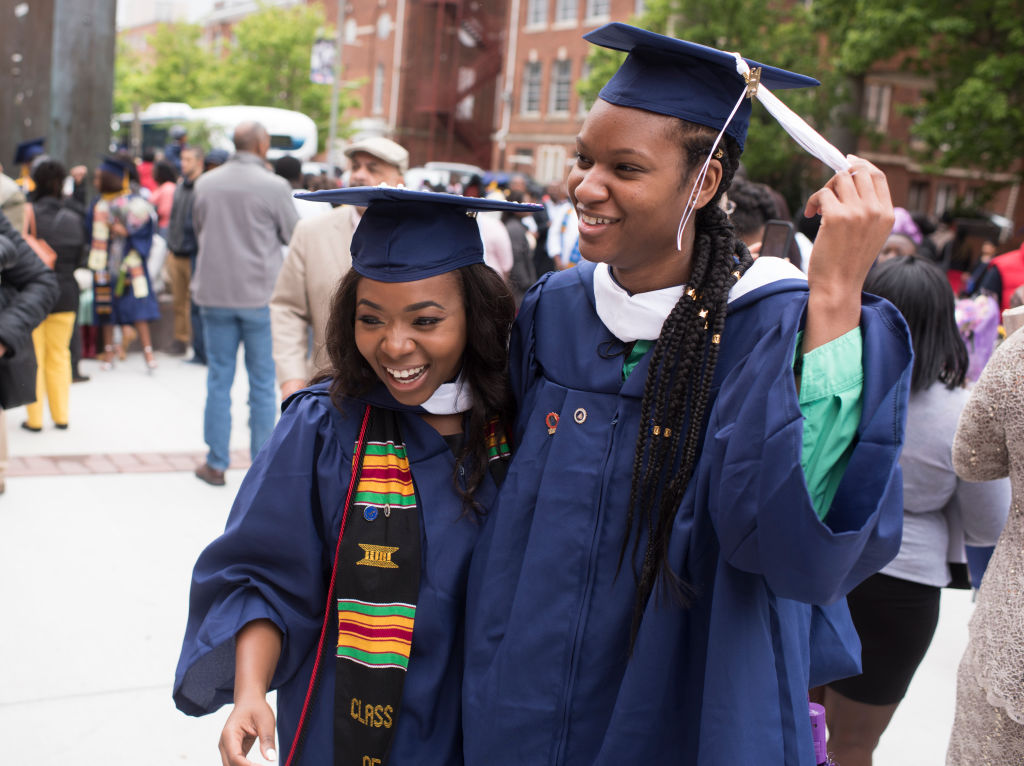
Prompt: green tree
<box><xmin>578</xmin><ymin>0</ymin><xmax>837</xmax><ymax>211</ymax></box>
<box><xmin>113</xmin><ymin>23</ymin><xmax>218</xmax><ymax>115</ymax></box>
<box><xmin>811</xmin><ymin>0</ymin><xmax>1024</xmax><ymax>183</ymax></box>
<box><xmin>220</xmin><ymin>2</ymin><xmax>359</xmax><ymax>149</ymax></box>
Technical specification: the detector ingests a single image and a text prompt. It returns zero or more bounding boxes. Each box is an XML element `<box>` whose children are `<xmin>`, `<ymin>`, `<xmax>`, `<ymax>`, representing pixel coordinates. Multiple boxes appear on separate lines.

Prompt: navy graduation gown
<box><xmin>463</xmin><ymin>263</ymin><xmax>912</xmax><ymax>765</ymax></box>
<box><xmin>174</xmin><ymin>383</ymin><xmax>490</xmax><ymax>765</ymax></box>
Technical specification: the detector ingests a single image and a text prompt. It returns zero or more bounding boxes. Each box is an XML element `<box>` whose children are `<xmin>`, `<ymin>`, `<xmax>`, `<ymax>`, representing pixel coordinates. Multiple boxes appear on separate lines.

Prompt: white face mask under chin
<box><xmin>418</xmin><ymin>370</ymin><xmax>473</xmax><ymax>415</ymax></box>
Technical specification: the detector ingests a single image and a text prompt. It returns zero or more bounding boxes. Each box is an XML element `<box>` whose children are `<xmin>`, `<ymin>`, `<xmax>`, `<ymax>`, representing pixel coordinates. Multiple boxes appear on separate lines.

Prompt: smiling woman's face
<box><xmin>353</xmin><ymin>273</ymin><xmax>467</xmax><ymax>406</ymax></box>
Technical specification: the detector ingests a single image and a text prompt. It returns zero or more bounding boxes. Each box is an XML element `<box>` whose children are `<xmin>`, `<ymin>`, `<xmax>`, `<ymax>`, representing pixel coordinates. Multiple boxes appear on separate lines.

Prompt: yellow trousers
<box><xmin>166</xmin><ymin>254</ymin><xmax>192</xmax><ymax>343</ymax></box>
<box><xmin>25</xmin><ymin>311</ymin><xmax>75</xmax><ymax>429</ymax></box>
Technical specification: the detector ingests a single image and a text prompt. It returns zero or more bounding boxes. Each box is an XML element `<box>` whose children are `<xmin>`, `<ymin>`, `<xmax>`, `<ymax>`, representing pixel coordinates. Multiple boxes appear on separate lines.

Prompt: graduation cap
<box><xmin>14</xmin><ymin>137</ymin><xmax>45</xmax><ymax>166</ymax></box>
<box><xmin>296</xmin><ymin>186</ymin><xmax>542</xmax><ymax>283</ymax></box>
<box><xmin>98</xmin><ymin>155</ymin><xmax>129</xmax><ymax>178</ymax></box>
<box><xmin>585</xmin><ymin>23</ymin><xmax>818</xmax><ymax>151</ymax></box>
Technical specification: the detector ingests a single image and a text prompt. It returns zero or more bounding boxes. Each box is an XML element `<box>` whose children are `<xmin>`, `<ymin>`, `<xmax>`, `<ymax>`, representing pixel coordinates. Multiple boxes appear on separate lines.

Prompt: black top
<box><xmin>30</xmin><ymin>196</ymin><xmax>86</xmax><ymax>313</ymax></box>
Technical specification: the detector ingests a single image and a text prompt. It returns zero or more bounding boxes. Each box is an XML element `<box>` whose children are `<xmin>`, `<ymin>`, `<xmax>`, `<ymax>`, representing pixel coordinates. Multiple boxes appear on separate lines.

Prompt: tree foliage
<box><xmin>113</xmin><ymin>3</ymin><xmax>359</xmax><ymax>150</ymax></box>
<box><xmin>580</xmin><ymin>0</ymin><xmax>1024</xmax><ymax>210</ymax></box>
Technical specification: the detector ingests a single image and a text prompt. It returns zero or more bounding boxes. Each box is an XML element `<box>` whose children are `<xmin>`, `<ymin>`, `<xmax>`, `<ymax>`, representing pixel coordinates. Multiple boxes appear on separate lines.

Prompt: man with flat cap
<box><xmin>192</xmin><ymin>121</ymin><xmax>298</xmax><ymax>486</ymax></box>
<box><xmin>270</xmin><ymin>136</ymin><xmax>408</xmax><ymax>400</ymax></box>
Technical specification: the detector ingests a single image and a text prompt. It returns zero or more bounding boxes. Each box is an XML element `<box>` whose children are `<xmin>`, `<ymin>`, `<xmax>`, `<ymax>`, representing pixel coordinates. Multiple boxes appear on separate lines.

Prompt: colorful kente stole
<box><xmin>333</xmin><ymin>407</ymin><xmax>420</xmax><ymax>766</ymax></box>
<box><xmin>88</xmin><ymin>197</ymin><xmax>115</xmax><ymax>320</ymax></box>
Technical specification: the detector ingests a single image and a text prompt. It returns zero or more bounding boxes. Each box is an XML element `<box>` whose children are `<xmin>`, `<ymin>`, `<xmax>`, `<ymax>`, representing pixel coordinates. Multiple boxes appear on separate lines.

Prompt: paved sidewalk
<box><xmin>0</xmin><ymin>348</ymin><xmax>975</xmax><ymax>764</ymax></box>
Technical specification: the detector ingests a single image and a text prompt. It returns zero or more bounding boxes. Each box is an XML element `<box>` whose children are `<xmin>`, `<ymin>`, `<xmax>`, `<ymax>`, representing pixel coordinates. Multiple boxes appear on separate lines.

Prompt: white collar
<box><xmin>419</xmin><ymin>370</ymin><xmax>473</xmax><ymax>415</ymax></box>
<box><xmin>592</xmin><ymin>257</ymin><xmax>807</xmax><ymax>342</ymax></box>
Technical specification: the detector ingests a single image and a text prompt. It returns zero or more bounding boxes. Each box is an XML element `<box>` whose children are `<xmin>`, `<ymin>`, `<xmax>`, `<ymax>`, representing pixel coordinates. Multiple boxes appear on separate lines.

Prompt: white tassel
<box><xmin>674</xmin><ymin>53</ymin><xmax>851</xmax><ymax>251</ymax></box>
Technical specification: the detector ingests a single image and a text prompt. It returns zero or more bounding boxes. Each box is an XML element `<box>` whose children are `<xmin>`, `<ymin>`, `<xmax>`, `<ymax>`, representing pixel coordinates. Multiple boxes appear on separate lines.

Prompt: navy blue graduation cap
<box><xmin>98</xmin><ymin>155</ymin><xmax>129</xmax><ymax>178</ymax></box>
<box><xmin>585</xmin><ymin>23</ymin><xmax>819</xmax><ymax>150</ymax></box>
<box><xmin>14</xmin><ymin>137</ymin><xmax>45</xmax><ymax>166</ymax></box>
<box><xmin>296</xmin><ymin>186</ymin><xmax>542</xmax><ymax>282</ymax></box>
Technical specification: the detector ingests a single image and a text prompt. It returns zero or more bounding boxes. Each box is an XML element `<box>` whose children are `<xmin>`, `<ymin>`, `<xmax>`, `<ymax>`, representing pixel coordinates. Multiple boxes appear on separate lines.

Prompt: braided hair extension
<box><xmin>620</xmin><ymin>122</ymin><xmax>755</xmax><ymax>645</ymax></box>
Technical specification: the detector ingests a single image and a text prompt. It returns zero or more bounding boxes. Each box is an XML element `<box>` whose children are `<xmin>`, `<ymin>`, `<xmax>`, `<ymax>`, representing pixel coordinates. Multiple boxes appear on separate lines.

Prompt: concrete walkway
<box><xmin>0</xmin><ymin>347</ymin><xmax>973</xmax><ymax>764</ymax></box>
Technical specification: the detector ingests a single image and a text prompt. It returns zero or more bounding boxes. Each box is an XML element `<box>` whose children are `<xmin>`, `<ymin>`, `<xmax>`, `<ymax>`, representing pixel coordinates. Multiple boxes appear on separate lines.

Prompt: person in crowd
<box><xmin>165</xmin><ymin>125</ymin><xmax>188</xmax><ymax>172</ymax></box>
<box><xmin>0</xmin><ymin>163</ymin><xmax>27</xmax><ymax>232</ymax></box>
<box><xmin>962</xmin><ymin>237</ymin><xmax>999</xmax><ymax>297</ymax></box>
<box><xmin>137</xmin><ymin>147</ymin><xmax>158</xmax><ymax>194</ymax></box>
<box><xmin>727</xmin><ymin>176</ymin><xmax>778</xmax><ymax>248</ymax></box>
<box><xmin>191</xmin><ymin>122</ymin><xmax>298</xmax><ymax>486</ymax></box>
<box><xmin>12</xmin><ymin>138</ymin><xmax>45</xmax><ymax>195</ymax></box>
<box><xmin>945</xmin><ymin>305</ymin><xmax>1024</xmax><ymax>764</ymax></box>
<box><xmin>174</xmin><ymin>188</ymin><xmax>534</xmax><ymax>764</ymax></box>
<box><xmin>273</xmin><ymin>155</ymin><xmax>330</xmax><ymax>220</ymax></box>
<box><xmin>975</xmin><ymin>238</ymin><xmax>1024</xmax><ymax>312</ymax></box>
<box><xmin>502</xmin><ymin>189</ymin><xmax>538</xmax><ymax>306</ymax></box>
<box><xmin>545</xmin><ymin>180</ymin><xmax>580</xmax><ymax>269</ymax></box>
<box><xmin>204</xmin><ymin>149</ymin><xmax>229</xmax><ymax>172</ymax></box>
<box><xmin>876</xmin><ymin>232</ymin><xmax>918</xmax><ymax>263</ymax></box>
<box><xmin>822</xmin><ymin>255</ymin><xmax>1010</xmax><ymax>766</ymax></box>
<box><xmin>270</xmin><ymin>136</ymin><xmax>408</xmax><ymax>400</ymax></box>
<box><xmin>21</xmin><ymin>160</ymin><xmax>87</xmax><ymax>432</ymax></box>
<box><xmin>0</xmin><ymin>211</ymin><xmax>59</xmax><ymax>493</ymax></box>
<box><xmin>86</xmin><ymin>156</ymin><xmax>160</xmax><ymax>371</ymax></box>
<box><xmin>165</xmin><ymin>146</ymin><xmax>204</xmax><ymax>357</ymax></box>
<box><xmin>149</xmin><ymin>159</ymin><xmax>179</xmax><ymax>238</ymax></box>
<box><xmin>463</xmin><ymin>24</ymin><xmax>913</xmax><ymax>765</ymax></box>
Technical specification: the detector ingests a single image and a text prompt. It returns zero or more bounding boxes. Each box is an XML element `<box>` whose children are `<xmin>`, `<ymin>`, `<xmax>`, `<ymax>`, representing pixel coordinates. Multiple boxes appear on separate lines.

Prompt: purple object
<box><xmin>809</xmin><ymin>702</ymin><xmax>828</xmax><ymax>764</ymax></box>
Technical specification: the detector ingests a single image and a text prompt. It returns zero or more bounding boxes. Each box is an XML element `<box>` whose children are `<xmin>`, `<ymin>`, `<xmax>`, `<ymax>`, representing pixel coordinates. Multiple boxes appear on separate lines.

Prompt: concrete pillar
<box><xmin>0</xmin><ymin>0</ymin><xmax>116</xmax><ymax>172</ymax></box>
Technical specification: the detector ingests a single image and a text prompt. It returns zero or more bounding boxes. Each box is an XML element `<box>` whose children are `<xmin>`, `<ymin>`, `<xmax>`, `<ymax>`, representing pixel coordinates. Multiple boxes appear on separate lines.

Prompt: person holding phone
<box><xmin>463</xmin><ymin>23</ymin><xmax>913</xmax><ymax>765</ymax></box>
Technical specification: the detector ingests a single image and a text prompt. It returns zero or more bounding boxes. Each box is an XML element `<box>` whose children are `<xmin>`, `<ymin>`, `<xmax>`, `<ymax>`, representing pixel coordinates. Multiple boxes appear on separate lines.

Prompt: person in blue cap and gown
<box><xmin>85</xmin><ymin>156</ymin><xmax>160</xmax><ymax>370</ymax></box>
<box><xmin>13</xmin><ymin>137</ymin><xmax>46</xmax><ymax>194</ymax></box>
<box><xmin>462</xmin><ymin>23</ymin><xmax>913</xmax><ymax>766</ymax></box>
<box><xmin>174</xmin><ymin>188</ymin><xmax>541</xmax><ymax>765</ymax></box>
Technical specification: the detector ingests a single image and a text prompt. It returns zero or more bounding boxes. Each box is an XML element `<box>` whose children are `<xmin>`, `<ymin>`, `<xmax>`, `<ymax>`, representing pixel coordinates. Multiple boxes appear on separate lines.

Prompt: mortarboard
<box><xmin>205</xmin><ymin>149</ymin><xmax>230</xmax><ymax>166</ymax></box>
<box><xmin>296</xmin><ymin>186</ymin><xmax>542</xmax><ymax>283</ymax></box>
<box><xmin>98</xmin><ymin>155</ymin><xmax>129</xmax><ymax>178</ymax></box>
<box><xmin>14</xmin><ymin>137</ymin><xmax>46</xmax><ymax>166</ymax></box>
<box><xmin>585</xmin><ymin>23</ymin><xmax>818</xmax><ymax>151</ymax></box>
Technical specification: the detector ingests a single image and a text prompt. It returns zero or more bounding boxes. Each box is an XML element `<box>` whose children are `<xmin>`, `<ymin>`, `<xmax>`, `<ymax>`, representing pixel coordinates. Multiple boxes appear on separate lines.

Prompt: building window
<box><xmin>864</xmin><ymin>83</ymin><xmax>891</xmax><ymax>130</ymax></box>
<box><xmin>456</xmin><ymin>66</ymin><xmax>476</xmax><ymax>121</ymax></box>
<box><xmin>521</xmin><ymin>61</ymin><xmax>543</xmax><ymax>114</ymax></box>
<box><xmin>585</xmin><ymin>0</ymin><xmax>610</xmax><ymax>19</ymax></box>
<box><xmin>372</xmin><ymin>63</ymin><xmax>385</xmax><ymax>115</ymax></box>
<box><xmin>935</xmin><ymin>183</ymin><xmax>956</xmax><ymax>217</ymax></box>
<box><xmin>537</xmin><ymin>144</ymin><xmax>570</xmax><ymax>185</ymax></box>
<box><xmin>510</xmin><ymin>147</ymin><xmax>535</xmax><ymax>169</ymax></box>
<box><xmin>550</xmin><ymin>59</ymin><xmax>572</xmax><ymax>114</ymax></box>
<box><xmin>554</xmin><ymin>0</ymin><xmax>577</xmax><ymax>23</ymax></box>
<box><xmin>578</xmin><ymin>60</ymin><xmax>591</xmax><ymax>115</ymax></box>
<box><xmin>526</xmin><ymin>0</ymin><xmax>547</xmax><ymax>26</ymax></box>
<box><xmin>908</xmin><ymin>180</ymin><xmax>929</xmax><ymax>213</ymax></box>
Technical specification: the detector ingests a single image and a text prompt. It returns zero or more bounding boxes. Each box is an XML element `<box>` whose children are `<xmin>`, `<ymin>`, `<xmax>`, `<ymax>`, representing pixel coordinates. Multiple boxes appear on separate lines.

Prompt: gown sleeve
<box><xmin>173</xmin><ymin>392</ymin><xmax>351</xmax><ymax>716</ymax></box>
<box><xmin>795</xmin><ymin>328</ymin><xmax>864</xmax><ymax>520</ymax></box>
<box><xmin>703</xmin><ymin>293</ymin><xmax>912</xmax><ymax>605</ymax></box>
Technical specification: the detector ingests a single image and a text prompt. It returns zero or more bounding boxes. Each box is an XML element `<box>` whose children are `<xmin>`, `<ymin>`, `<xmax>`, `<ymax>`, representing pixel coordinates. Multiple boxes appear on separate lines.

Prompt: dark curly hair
<box><xmin>30</xmin><ymin>159</ymin><xmax>67</xmax><ymax>201</ymax></box>
<box><xmin>315</xmin><ymin>263</ymin><xmax>516</xmax><ymax>511</ymax></box>
<box><xmin>622</xmin><ymin>121</ymin><xmax>753</xmax><ymax>644</ymax></box>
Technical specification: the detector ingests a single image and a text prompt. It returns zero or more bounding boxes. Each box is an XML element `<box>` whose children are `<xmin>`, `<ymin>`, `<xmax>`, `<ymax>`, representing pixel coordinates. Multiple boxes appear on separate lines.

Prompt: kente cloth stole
<box><xmin>89</xmin><ymin>199</ymin><xmax>114</xmax><ymax>318</ymax></box>
<box><xmin>333</xmin><ymin>407</ymin><xmax>421</xmax><ymax>766</ymax></box>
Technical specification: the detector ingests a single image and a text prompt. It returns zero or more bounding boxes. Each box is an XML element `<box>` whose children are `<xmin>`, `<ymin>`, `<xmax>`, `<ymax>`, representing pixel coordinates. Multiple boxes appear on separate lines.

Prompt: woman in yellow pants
<box><xmin>23</xmin><ymin>159</ymin><xmax>85</xmax><ymax>432</ymax></box>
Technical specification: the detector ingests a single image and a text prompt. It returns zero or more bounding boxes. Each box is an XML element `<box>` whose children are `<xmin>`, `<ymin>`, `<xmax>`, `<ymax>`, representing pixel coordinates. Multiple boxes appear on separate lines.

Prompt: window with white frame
<box><xmin>864</xmin><ymin>82</ymin><xmax>891</xmax><ymax>130</ymax></box>
<box><xmin>585</xmin><ymin>0</ymin><xmax>610</xmax><ymax>19</ymax></box>
<box><xmin>537</xmin><ymin>144</ymin><xmax>569</xmax><ymax>184</ymax></box>
<box><xmin>521</xmin><ymin>61</ymin><xmax>543</xmax><ymax>114</ymax></box>
<box><xmin>372</xmin><ymin>63</ymin><xmax>385</xmax><ymax>114</ymax></box>
<box><xmin>555</xmin><ymin>0</ymin><xmax>577</xmax><ymax>23</ymax></box>
<box><xmin>526</xmin><ymin>0</ymin><xmax>547</xmax><ymax>26</ymax></box>
<box><xmin>550</xmin><ymin>59</ymin><xmax>572</xmax><ymax>114</ymax></box>
<box><xmin>578</xmin><ymin>60</ymin><xmax>591</xmax><ymax>115</ymax></box>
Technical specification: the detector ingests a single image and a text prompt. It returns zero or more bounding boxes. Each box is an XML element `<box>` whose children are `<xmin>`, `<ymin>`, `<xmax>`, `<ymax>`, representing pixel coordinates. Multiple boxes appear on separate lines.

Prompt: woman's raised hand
<box><xmin>802</xmin><ymin>155</ymin><xmax>894</xmax><ymax>352</ymax></box>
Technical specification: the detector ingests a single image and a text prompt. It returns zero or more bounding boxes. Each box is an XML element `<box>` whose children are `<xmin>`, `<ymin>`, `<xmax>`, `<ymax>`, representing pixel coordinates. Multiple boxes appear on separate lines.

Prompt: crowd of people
<box><xmin>2</xmin><ymin>21</ymin><xmax>1023</xmax><ymax>766</ymax></box>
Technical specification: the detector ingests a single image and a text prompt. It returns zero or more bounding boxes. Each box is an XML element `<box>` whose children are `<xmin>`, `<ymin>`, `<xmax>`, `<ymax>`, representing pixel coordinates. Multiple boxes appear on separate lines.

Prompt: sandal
<box><xmin>100</xmin><ymin>344</ymin><xmax>115</xmax><ymax>371</ymax></box>
<box><xmin>143</xmin><ymin>345</ymin><xmax>158</xmax><ymax>371</ymax></box>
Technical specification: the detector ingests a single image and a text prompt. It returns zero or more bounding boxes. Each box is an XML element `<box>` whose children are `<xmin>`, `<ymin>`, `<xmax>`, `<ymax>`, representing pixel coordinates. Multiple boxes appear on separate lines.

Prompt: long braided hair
<box><xmin>621</xmin><ymin>121</ymin><xmax>754</xmax><ymax>644</ymax></box>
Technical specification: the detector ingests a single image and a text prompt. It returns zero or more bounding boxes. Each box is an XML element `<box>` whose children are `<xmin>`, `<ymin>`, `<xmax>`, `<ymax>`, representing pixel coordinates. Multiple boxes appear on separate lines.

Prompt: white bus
<box><xmin>115</xmin><ymin>102</ymin><xmax>319</xmax><ymax>161</ymax></box>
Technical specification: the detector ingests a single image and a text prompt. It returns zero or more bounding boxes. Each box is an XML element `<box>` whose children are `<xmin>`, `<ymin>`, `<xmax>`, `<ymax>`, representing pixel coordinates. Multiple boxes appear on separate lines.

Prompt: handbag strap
<box><xmin>285</xmin><ymin>403</ymin><xmax>373</xmax><ymax>766</ymax></box>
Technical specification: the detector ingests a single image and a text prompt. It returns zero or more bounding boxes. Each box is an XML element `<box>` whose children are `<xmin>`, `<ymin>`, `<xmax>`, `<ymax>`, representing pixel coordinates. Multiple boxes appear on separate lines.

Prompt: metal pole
<box><xmin>327</xmin><ymin>0</ymin><xmax>346</xmax><ymax>180</ymax></box>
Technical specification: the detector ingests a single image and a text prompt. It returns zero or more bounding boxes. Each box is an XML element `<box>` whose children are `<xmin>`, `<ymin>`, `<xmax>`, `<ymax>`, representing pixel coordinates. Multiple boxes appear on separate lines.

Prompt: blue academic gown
<box><xmin>463</xmin><ymin>263</ymin><xmax>912</xmax><ymax>765</ymax></box>
<box><xmin>174</xmin><ymin>383</ymin><xmax>490</xmax><ymax>765</ymax></box>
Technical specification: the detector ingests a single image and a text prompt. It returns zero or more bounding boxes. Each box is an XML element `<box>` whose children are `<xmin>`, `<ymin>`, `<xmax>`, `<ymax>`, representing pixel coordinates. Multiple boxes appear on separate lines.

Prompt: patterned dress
<box><xmin>947</xmin><ymin>326</ymin><xmax>1024</xmax><ymax>764</ymax></box>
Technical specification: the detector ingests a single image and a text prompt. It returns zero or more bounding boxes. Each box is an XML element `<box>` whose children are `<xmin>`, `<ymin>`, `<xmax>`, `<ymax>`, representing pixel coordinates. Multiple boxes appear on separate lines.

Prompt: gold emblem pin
<box><xmin>357</xmin><ymin>544</ymin><xmax>399</xmax><ymax>569</ymax></box>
